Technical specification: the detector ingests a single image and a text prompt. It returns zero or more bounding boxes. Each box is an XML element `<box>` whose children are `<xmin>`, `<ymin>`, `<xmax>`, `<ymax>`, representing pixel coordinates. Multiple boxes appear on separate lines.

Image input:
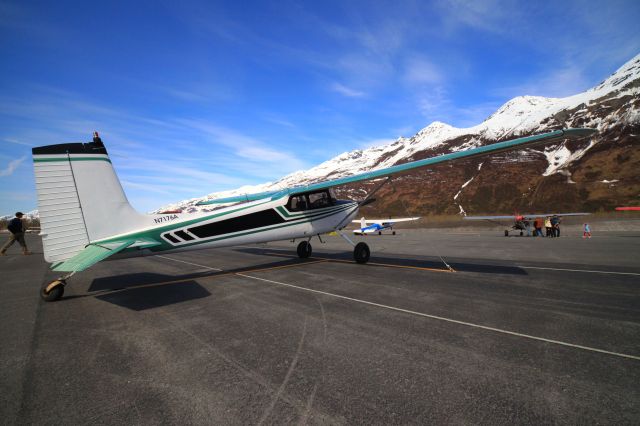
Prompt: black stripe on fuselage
<box><xmin>188</xmin><ymin>208</ymin><xmax>286</xmax><ymax>239</ymax></box>
<box><xmin>163</xmin><ymin>233</ymin><xmax>180</xmax><ymax>243</ymax></box>
<box><xmin>175</xmin><ymin>230</ymin><xmax>194</xmax><ymax>241</ymax></box>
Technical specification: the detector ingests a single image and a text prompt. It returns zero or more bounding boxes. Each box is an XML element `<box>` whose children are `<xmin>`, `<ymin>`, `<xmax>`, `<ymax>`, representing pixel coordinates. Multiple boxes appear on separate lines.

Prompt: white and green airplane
<box><xmin>33</xmin><ymin>128</ymin><xmax>596</xmax><ymax>301</ymax></box>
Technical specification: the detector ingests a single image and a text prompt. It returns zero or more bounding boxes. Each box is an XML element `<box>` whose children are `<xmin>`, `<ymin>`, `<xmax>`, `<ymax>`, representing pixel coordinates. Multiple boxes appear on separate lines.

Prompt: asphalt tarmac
<box><xmin>1</xmin><ymin>229</ymin><xmax>639</xmax><ymax>425</ymax></box>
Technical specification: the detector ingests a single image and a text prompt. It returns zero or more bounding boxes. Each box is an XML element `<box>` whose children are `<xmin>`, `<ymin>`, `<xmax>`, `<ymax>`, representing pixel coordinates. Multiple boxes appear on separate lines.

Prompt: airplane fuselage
<box><xmin>98</xmin><ymin>194</ymin><xmax>359</xmax><ymax>260</ymax></box>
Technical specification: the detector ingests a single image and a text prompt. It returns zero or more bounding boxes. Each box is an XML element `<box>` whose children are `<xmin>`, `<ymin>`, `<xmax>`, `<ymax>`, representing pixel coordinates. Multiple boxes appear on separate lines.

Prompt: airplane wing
<box><xmin>385</xmin><ymin>217</ymin><xmax>421</xmax><ymax>223</ymax></box>
<box><xmin>464</xmin><ymin>212</ymin><xmax>591</xmax><ymax>221</ymax></box>
<box><xmin>197</xmin><ymin>128</ymin><xmax>597</xmax><ymax>205</ymax></box>
<box><xmin>463</xmin><ymin>215</ymin><xmax>518</xmax><ymax>220</ymax></box>
<box><xmin>352</xmin><ymin>217</ymin><xmax>420</xmax><ymax>225</ymax></box>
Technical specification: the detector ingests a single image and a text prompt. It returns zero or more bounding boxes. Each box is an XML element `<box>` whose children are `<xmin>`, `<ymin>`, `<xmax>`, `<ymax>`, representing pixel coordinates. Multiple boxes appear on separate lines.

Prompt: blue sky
<box><xmin>1</xmin><ymin>0</ymin><xmax>639</xmax><ymax>214</ymax></box>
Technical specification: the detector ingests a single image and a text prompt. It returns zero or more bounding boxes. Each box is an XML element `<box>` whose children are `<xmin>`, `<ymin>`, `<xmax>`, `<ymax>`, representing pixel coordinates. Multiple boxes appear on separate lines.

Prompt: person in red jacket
<box><xmin>533</xmin><ymin>218</ymin><xmax>543</xmax><ymax>237</ymax></box>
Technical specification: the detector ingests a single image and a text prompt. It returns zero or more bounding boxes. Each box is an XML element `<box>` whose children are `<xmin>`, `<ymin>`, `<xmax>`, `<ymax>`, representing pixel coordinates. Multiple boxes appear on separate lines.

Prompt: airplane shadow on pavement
<box><xmin>233</xmin><ymin>247</ymin><xmax>528</xmax><ymax>276</ymax></box>
<box><xmin>64</xmin><ymin>257</ymin><xmax>321</xmax><ymax>310</ymax></box>
<box><xmin>59</xmin><ymin>250</ymin><xmax>526</xmax><ymax>310</ymax></box>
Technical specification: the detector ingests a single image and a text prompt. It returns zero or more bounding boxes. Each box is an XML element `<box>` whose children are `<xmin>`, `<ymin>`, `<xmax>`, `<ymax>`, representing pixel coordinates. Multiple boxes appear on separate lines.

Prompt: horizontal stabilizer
<box><xmin>52</xmin><ymin>240</ymin><xmax>135</xmax><ymax>273</ymax></box>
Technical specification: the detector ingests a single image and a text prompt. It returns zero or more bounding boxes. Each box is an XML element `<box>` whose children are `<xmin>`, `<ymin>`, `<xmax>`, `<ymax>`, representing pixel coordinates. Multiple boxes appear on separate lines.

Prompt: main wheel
<box><xmin>504</xmin><ymin>230</ymin><xmax>509</xmax><ymax>237</ymax></box>
<box><xmin>297</xmin><ymin>241</ymin><xmax>312</xmax><ymax>258</ymax></box>
<box><xmin>520</xmin><ymin>231</ymin><xmax>523</xmax><ymax>236</ymax></box>
<box><xmin>41</xmin><ymin>279</ymin><xmax>65</xmax><ymax>302</ymax></box>
<box><xmin>353</xmin><ymin>242</ymin><xmax>370</xmax><ymax>264</ymax></box>
<box><xmin>392</xmin><ymin>231</ymin><xmax>396</xmax><ymax>235</ymax></box>
<box><xmin>378</xmin><ymin>231</ymin><xmax>382</xmax><ymax>235</ymax></box>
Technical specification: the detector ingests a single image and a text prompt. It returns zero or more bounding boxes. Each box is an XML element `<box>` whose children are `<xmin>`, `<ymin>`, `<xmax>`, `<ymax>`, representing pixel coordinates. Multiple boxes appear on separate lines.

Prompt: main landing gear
<box><xmin>297</xmin><ymin>240</ymin><xmax>312</xmax><ymax>258</ymax></box>
<box><xmin>335</xmin><ymin>229</ymin><xmax>370</xmax><ymax>264</ymax></box>
<box><xmin>353</xmin><ymin>242</ymin><xmax>370</xmax><ymax>264</ymax></box>
<box><xmin>41</xmin><ymin>278</ymin><xmax>66</xmax><ymax>302</ymax></box>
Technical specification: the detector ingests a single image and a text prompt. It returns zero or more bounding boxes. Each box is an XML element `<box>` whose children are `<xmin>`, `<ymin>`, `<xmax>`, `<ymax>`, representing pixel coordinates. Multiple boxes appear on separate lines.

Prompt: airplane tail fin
<box><xmin>360</xmin><ymin>217</ymin><xmax>366</xmax><ymax>229</ymax></box>
<box><xmin>32</xmin><ymin>139</ymin><xmax>146</xmax><ymax>263</ymax></box>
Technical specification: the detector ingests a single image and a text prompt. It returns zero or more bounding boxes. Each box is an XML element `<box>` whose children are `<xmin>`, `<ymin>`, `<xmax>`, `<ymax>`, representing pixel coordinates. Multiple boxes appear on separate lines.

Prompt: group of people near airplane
<box><xmin>530</xmin><ymin>216</ymin><xmax>562</xmax><ymax>237</ymax></box>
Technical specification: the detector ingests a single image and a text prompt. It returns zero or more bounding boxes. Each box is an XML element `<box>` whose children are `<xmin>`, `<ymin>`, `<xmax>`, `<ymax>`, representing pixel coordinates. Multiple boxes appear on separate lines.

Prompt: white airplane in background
<box><xmin>353</xmin><ymin>217</ymin><xmax>420</xmax><ymax>235</ymax></box>
<box><xmin>32</xmin><ymin>128</ymin><xmax>596</xmax><ymax>301</ymax></box>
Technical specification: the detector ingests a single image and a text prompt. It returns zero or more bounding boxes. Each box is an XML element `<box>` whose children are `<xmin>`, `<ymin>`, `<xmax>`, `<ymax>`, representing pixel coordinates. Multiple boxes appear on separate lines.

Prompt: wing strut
<box><xmin>335</xmin><ymin>228</ymin><xmax>356</xmax><ymax>247</ymax></box>
<box><xmin>359</xmin><ymin>176</ymin><xmax>392</xmax><ymax>207</ymax></box>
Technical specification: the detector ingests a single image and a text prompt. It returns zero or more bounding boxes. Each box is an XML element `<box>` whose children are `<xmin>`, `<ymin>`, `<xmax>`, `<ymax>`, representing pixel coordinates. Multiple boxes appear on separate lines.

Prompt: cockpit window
<box><xmin>286</xmin><ymin>190</ymin><xmax>335</xmax><ymax>211</ymax></box>
<box><xmin>308</xmin><ymin>191</ymin><xmax>332</xmax><ymax>209</ymax></box>
<box><xmin>287</xmin><ymin>195</ymin><xmax>307</xmax><ymax>212</ymax></box>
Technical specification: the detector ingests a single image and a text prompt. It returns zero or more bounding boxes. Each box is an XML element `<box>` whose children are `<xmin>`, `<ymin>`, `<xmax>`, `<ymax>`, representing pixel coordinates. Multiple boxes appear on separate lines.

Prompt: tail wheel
<box><xmin>297</xmin><ymin>241</ymin><xmax>312</xmax><ymax>259</ymax></box>
<box><xmin>353</xmin><ymin>242</ymin><xmax>370</xmax><ymax>264</ymax></box>
<box><xmin>41</xmin><ymin>279</ymin><xmax>65</xmax><ymax>302</ymax></box>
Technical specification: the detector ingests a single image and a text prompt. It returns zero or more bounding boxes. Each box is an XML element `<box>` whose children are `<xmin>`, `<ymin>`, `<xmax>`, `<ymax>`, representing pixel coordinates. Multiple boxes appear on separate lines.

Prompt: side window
<box><xmin>287</xmin><ymin>195</ymin><xmax>307</xmax><ymax>211</ymax></box>
<box><xmin>308</xmin><ymin>191</ymin><xmax>332</xmax><ymax>209</ymax></box>
<box><xmin>328</xmin><ymin>188</ymin><xmax>337</xmax><ymax>202</ymax></box>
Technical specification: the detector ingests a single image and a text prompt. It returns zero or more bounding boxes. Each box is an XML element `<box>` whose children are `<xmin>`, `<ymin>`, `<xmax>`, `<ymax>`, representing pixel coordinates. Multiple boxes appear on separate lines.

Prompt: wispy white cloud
<box><xmin>330</xmin><ymin>82</ymin><xmax>366</xmax><ymax>98</ymax></box>
<box><xmin>0</xmin><ymin>156</ymin><xmax>26</xmax><ymax>177</ymax></box>
<box><xmin>403</xmin><ymin>56</ymin><xmax>443</xmax><ymax>86</ymax></box>
<box><xmin>495</xmin><ymin>65</ymin><xmax>591</xmax><ymax>98</ymax></box>
<box><xmin>176</xmin><ymin>119</ymin><xmax>307</xmax><ymax>169</ymax></box>
<box><xmin>2</xmin><ymin>137</ymin><xmax>35</xmax><ymax>147</ymax></box>
<box><xmin>436</xmin><ymin>0</ymin><xmax>515</xmax><ymax>34</ymax></box>
<box><xmin>262</xmin><ymin>114</ymin><xmax>296</xmax><ymax>128</ymax></box>
<box><xmin>416</xmin><ymin>86</ymin><xmax>450</xmax><ymax>117</ymax></box>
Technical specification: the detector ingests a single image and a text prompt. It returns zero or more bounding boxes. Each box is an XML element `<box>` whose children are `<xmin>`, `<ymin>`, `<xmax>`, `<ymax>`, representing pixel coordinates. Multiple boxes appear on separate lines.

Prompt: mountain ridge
<box><xmin>158</xmin><ymin>53</ymin><xmax>639</xmax><ymax>215</ymax></box>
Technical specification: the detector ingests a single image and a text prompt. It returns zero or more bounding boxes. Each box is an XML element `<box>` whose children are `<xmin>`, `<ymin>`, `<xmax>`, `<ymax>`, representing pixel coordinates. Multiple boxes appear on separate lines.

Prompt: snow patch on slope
<box><xmin>543</xmin><ymin>140</ymin><xmax>598</xmax><ymax>176</ymax></box>
<box><xmin>454</xmin><ymin>162</ymin><xmax>484</xmax><ymax>216</ymax></box>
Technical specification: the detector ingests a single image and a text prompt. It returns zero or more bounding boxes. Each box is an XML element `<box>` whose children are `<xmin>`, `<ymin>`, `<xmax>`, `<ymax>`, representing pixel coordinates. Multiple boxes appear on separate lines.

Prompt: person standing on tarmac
<box><xmin>1</xmin><ymin>212</ymin><xmax>31</xmax><ymax>256</ymax></box>
<box><xmin>545</xmin><ymin>216</ymin><xmax>553</xmax><ymax>237</ymax></box>
<box><xmin>534</xmin><ymin>217</ymin><xmax>543</xmax><ymax>237</ymax></box>
<box><xmin>551</xmin><ymin>215</ymin><xmax>560</xmax><ymax>238</ymax></box>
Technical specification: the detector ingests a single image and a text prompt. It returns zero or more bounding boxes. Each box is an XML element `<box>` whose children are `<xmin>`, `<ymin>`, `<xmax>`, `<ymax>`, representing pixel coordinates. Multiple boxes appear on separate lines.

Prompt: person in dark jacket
<box><xmin>551</xmin><ymin>215</ymin><xmax>561</xmax><ymax>237</ymax></box>
<box><xmin>1</xmin><ymin>212</ymin><xmax>31</xmax><ymax>255</ymax></box>
<box><xmin>92</xmin><ymin>131</ymin><xmax>102</xmax><ymax>144</ymax></box>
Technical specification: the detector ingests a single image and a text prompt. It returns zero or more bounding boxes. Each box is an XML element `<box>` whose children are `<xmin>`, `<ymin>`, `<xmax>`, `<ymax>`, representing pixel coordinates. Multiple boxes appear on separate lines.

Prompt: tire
<box><xmin>41</xmin><ymin>280</ymin><xmax>65</xmax><ymax>302</ymax></box>
<box><xmin>504</xmin><ymin>230</ymin><xmax>509</xmax><ymax>237</ymax></box>
<box><xmin>378</xmin><ymin>231</ymin><xmax>382</xmax><ymax>235</ymax></box>
<box><xmin>392</xmin><ymin>231</ymin><xmax>396</xmax><ymax>235</ymax></box>
<box><xmin>353</xmin><ymin>242</ymin><xmax>370</xmax><ymax>264</ymax></box>
<box><xmin>297</xmin><ymin>241</ymin><xmax>312</xmax><ymax>258</ymax></box>
<box><xmin>520</xmin><ymin>231</ymin><xmax>523</xmax><ymax>236</ymax></box>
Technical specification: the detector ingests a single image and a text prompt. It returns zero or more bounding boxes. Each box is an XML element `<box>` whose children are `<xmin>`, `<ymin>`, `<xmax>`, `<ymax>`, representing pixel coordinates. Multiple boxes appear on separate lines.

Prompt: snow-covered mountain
<box><xmin>160</xmin><ymin>54</ymin><xmax>640</xmax><ymax>215</ymax></box>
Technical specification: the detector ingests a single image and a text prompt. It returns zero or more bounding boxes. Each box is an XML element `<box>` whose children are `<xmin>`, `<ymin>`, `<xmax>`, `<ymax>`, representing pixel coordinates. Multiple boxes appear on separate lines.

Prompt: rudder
<box><xmin>32</xmin><ymin>140</ymin><xmax>145</xmax><ymax>263</ymax></box>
